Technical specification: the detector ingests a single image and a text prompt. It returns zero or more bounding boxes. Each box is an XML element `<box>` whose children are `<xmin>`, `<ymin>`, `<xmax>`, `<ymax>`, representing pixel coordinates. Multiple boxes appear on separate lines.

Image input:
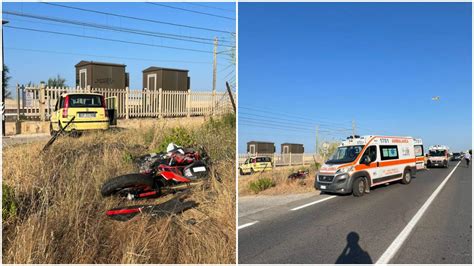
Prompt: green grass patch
<box><xmin>2</xmin><ymin>183</ymin><xmax>17</xmax><ymax>221</ymax></box>
<box><xmin>248</xmin><ymin>177</ymin><xmax>275</xmax><ymax>194</ymax></box>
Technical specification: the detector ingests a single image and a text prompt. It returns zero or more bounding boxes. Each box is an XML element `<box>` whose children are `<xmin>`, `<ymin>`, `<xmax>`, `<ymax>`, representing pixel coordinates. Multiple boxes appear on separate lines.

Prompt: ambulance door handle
<box><xmin>376</xmin><ymin>162</ymin><xmax>380</xmax><ymax>167</ymax></box>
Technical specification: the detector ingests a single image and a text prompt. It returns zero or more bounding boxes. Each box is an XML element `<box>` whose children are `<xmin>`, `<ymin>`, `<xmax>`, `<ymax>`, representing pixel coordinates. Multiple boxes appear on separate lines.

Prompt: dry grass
<box><xmin>239</xmin><ymin>166</ymin><xmax>319</xmax><ymax>197</ymax></box>
<box><xmin>2</xmin><ymin>114</ymin><xmax>236</xmax><ymax>264</ymax></box>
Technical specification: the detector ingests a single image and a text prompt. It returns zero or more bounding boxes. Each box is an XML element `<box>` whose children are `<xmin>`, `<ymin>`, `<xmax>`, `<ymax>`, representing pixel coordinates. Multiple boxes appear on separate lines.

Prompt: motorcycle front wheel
<box><xmin>101</xmin><ymin>174</ymin><xmax>156</xmax><ymax>198</ymax></box>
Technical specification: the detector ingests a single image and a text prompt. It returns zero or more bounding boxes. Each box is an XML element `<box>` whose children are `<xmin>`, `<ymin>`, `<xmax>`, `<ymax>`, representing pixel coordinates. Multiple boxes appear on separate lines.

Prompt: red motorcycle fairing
<box><xmin>160</xmin><ymin>171</ymin><xmax>191</xmax><ymax>183</ymax></box>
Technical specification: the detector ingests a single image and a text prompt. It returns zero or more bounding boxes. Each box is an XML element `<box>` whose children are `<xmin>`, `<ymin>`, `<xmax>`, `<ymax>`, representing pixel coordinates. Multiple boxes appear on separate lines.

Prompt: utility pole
<box><xmin>212</xmin><ymin>37</ymin><xmax>218</xmax><ymax>93</ymax></box>
<box><xmin>2</xmin><ymin>20</ymin><xmax>9</xmax><ymax>136</ymax></box>
<box><xmin>352</xmin><ymin>119</ymin><xmax>356</xmax><ymax>137</ymax></box>
<box><xmin>315</xmin><ymin>125</ymin><xmax>319</xmax><ymax>155</ymax></box>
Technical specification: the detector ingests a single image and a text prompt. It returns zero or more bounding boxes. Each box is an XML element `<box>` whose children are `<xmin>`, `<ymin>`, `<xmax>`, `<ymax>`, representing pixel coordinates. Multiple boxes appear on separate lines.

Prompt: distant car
<box><xmin>50</xmin><ymin>93</ymin><xmax>109</xmax><ymax>136</ymax></box>
<box><xmin>239</xmin><ymin>156</ymin><xmax>273</xmax><ymax>175</ymax></box>
<box><xmin>451</xmin><ymin>152</ymin><xmax>462</xmax><ymax>161</ymax></box>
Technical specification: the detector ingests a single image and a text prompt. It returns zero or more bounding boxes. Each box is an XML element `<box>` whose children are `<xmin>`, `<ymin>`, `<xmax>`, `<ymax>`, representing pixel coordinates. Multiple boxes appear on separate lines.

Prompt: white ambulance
<box><xmin>315</xmin><ymin>135</ymin><xmax>424</xmax><ymax>197</ymax></box>
<box><xmin>426</xmin><ymin>145</ymin><xmax>450</xmax><ymax>168</ymax></box>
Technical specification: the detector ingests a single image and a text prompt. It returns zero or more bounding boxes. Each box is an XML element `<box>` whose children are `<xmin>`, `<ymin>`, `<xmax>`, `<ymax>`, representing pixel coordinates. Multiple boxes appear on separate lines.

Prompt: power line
<box><xmin>186</xmin><ymin>2</ymin><xmax>235</xmax><ymax>13</ymax></box>
<box><xmin>5</xmin><ymin>47</ymin><xmax>215</xmax><ymax>64</ymax></box>
<box><xmin>239</xmin><ymin>121</ymin><xmax>348</xmax><ymax>138</ymax></box>
<box><xmin>239</xmin><ymin>121</ymin><xmax>314</xmax><ymax>134</ymax></box>
<box><xmin>239</xmin><ymin>105</ymin><xmax>353</xmax><ymax>129</ymax></box>
<box><xmin>239</xmin><ymin>113</ymin><xmax>352</xmax><ymax>132</ymax></box>
<box><xmin>239</xmin><ymin>106</ymin><xmax>353</xmax><ymax>131</ymax></box>
<box><xmin>4</xmin><ymin>11</ymin><xmax>234</xmax><ymax>47</ymax></box>
<box><xmin>147</xmin><ymin>2</ymin><xmax>235</xmax><ymax>21</ymax></box>
<box><xmin>239</xmin><ymin>111</ymin><xmax>352</xmax><ymax>132</ymax></box>
<box><xmin>223</xmin><ymin>69</ymin><xmax>236</xmax><ymax>81</ymax></box>
<box><xmin>5</xmin><ymin>25</ymin><xmax>213</xmax><ymax>54</ymax></box>
<box><xmin>239</xmin><ymin>117</ymin><xmax>339</xmax><ymax>133</ymax></box>
<box><xmin>42</xmin><ymin>2</ymin><xmax>234</xmax><ymax>34</ymax></box>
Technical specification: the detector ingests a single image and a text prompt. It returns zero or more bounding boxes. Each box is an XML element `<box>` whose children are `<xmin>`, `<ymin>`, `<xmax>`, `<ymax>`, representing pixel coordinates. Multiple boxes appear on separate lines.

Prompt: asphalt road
<box><xmin>238</xmin><ymin>161</ymin><xmax>472</xmax><ymax>264</ymax></box>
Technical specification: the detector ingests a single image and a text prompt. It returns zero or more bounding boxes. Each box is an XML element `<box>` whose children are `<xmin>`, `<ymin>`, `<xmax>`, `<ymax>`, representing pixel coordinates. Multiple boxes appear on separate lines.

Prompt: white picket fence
<box><xmin>14</xmin><ymin>84</ymin><xmax>234</xmax><ymax>120</ymax></box>
<box><xmin>238</xmin><ymin>153</ymin><xmax>324</xmax><ymax>167</ymax></box>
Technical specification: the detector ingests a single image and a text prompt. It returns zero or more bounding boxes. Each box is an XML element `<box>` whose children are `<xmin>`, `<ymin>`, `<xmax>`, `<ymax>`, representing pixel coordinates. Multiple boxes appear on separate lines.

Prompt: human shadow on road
<box><xmin>335</xmin><ymin>232</ymin><xmax>373</xmax><ymax>264</ymax></box>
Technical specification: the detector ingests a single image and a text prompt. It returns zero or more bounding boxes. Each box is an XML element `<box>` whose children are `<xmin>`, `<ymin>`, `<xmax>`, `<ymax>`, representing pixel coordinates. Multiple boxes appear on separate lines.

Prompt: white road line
<box><xmin>238</xmin><ymin>221</ymin><xmax>259</xmax><ymax>230</ymax></box>
<box><xmin>376</xmin><ymin>161</ymin><xmax>461</xmax><ymax>264</ymax></box>
<box><xmin>290</xmin><ymin>195</ymin><xmax>337</xmax><ymax>211</ymax></box>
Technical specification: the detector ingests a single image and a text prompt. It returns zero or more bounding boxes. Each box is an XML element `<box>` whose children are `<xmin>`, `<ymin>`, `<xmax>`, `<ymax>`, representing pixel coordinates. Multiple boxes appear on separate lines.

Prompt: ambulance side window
<box><xmin>380</xmin><ymin>145</ymin><xmax>399</xmax><ymax>160</ymax></box>
<box><xmin>360</xmin><ymin>146</ymin><xmax>377</xmax><ymax>163</ymax></box>
<box><xmin>414</xmin><ymin>145</ymin><xmax>424</xmax><ymax>157</ymax></box>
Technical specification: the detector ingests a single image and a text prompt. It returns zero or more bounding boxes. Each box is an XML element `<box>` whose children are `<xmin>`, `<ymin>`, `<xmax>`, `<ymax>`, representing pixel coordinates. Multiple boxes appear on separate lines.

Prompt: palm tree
<box><xmin>2</xmin><ymin>64</ymin><xmax>12</xmax><ymax>99</ymax></box>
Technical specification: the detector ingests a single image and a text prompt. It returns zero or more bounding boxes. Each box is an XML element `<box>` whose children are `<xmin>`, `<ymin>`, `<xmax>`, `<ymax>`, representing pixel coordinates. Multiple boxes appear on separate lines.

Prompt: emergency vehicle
<box><xmin>315</xmin><ymin>135</ymin><xmax>424</xmax><ymax>197</ymax></box>
<box><xmin>426</xmin><ymin>145</ymin><xmax>450</xmax><ymax>168</ymax></box>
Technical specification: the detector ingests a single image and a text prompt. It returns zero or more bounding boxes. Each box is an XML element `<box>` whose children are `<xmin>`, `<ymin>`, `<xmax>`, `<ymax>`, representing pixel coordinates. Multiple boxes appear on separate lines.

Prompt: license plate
<box><xmin>79</xmin><ymin>113</ymin><xmax>95</xmax><ymax>118</ymax></box>
<box><xmin>193</xmin><ymin>166</ymin><xmax>206</xmax><ymax>172</ymax></box>
<box><xmin>320</xmin><ymin>185</ymin><xmax>327</xmax><ymax>189</ymax></box>
<box><xmin>434</xmin><ymin>164</ymin><xmax>439</xmax><ymax>166</ymax></box>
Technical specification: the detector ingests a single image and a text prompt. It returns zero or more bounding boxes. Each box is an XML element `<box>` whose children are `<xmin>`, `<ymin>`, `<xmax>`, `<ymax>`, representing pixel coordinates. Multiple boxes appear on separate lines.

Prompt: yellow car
<box><xmin>50</xmin><ymin>93</ymin><xmax>109</xmax><ymax>135</ymax></box>
<box><xmin>239</xmin><ymin>156</ymin><xmax>273</xmax><ymax>175</ymax></box>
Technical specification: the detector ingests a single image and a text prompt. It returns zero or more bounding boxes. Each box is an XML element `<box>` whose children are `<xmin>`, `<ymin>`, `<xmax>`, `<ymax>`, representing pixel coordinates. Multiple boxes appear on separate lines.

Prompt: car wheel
<box><xmin>401</xmin><ymin>170</ymin><xmax>411</xmax><ymax>184</ymax></box>
<box><xmin>239</xmin><ymin>169</ymin><xmax>244</xmax><ymax>176</ymax></box>
<box><xmin>352</xmin><ymin>177</ymin><xmax>365</xmax><ymax>197</ymax></box>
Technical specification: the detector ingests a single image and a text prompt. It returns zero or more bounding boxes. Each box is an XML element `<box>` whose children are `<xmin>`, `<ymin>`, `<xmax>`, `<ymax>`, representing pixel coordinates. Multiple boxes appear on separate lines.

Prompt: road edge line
<box><xmin>290</xmin><ymin>195</ymin><xmax>337</xmax><ymax>211</ymax></box>
<box><xmin>376</xmin><ymin>161</ymin><xmax>462</xmax><ymax>264</ymax></box>
<box><xmin>238</xmin><ymin>221</ymin><xmax>259</xmax><ymax>230</ymax></box>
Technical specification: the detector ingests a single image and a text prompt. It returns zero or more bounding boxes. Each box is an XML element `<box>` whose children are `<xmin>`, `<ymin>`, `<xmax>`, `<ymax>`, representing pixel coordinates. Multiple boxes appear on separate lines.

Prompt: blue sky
<box><xmin>239</xmin><ymin>2</ymin><xmax>472</xmax><ymax>153</ymax></box>
<box><xmin>3</xmin><ymin>2</ymin><xmax>235</xmax><ymax>92</ymax></box>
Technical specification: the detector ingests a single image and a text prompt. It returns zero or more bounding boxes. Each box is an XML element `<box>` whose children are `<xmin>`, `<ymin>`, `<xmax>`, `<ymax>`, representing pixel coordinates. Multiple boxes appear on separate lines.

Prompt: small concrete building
<box><xmin>281</xmin><ymin>143</ymin><xmax>304</xmax><ymax>154</ymax></box>
<box><xmin>142</xmin><ymin>67</ymin><xmax>190</xmax><ymax>91</ymax></box>
<box><xmin>75</xmin><ymin>61</ymin><xmax>128</xmax><ymax>89</ymax></box>
<box><xmin>247</xmin><ymin>141</ymin><xmax>275</xmax><ymax>154</ymax></box>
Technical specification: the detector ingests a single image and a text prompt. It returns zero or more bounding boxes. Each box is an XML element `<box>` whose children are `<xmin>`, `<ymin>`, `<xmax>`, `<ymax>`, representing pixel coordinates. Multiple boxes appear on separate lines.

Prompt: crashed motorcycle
<box><xmin>288</xmin><ymin>170</ymin><xmax>309</xmax><ymax>179</ymax></box>
<box><xmin>101</xmin><ymin>144</ymin><xmax>211</xmax><ymax>200</ymax></box>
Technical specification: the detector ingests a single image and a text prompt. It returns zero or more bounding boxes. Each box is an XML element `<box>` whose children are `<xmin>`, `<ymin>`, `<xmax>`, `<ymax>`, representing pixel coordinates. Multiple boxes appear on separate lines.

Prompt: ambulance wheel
<box><xmin>401</xmin><ymin>170</ymin><xmax>412</xmax><ymax>184</ymax></box>
<box><xmin>352</xmin><ymin>177</ymin><xmax>365</xmax><ymax>197</ymax></box>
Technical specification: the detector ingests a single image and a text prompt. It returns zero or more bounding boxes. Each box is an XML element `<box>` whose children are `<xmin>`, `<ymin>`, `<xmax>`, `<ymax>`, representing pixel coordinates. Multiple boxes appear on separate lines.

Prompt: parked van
<box><xmin>426</xmin><ymin>145</ymin><xmax>450</xmax><ymax>168</ymax></box>
<box><xmin>50</xmin><ymin>93</ymin><xmax>109</xmax><ymax>135</ymax></box>
<box><xmin>239</xmin><ymin>156</ymin><xmax>273</xmax><ymax>175</ymax></box>
<box><xmin>315</xmin><ymin>135</ymin><xmax>424</xmax><ymax>197</ymax></box>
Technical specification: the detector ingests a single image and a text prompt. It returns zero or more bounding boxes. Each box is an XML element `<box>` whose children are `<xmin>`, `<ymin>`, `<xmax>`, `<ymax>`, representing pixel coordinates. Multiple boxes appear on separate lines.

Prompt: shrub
<box><xmin>154</xmin><ymin>127</ymin><xmax>196</xmax><ymax>153</ymax></box>
<box><xmin>313</xmin><ymin>162</ymin><xmax>321</xmax><ymax>171</ymax></box>
<box><xmin>2</xmin><ymin>183</ymin><xmax>17</xmax><ymax>221</ymax></box>
<box><xmin>248</xmin><ymin>178</ymin><xmax>275</xmax><ymax>194</ymax></box>
<box><xmin>204</xmin><ymin>113</ymin><xmax>235</xmax><ymax>131</ymax></box>
<box><xmin>122</xmin><ymin>152</ymin><xmax>133</xmax><ymax>163</ymax></box>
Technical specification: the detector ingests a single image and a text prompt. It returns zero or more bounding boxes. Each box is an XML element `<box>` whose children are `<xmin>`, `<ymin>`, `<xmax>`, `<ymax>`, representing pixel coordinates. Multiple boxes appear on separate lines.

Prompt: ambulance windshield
<box><xmin>326</xmin><ymin>145</ymin><xmax>364</xmax><ymax>164</ymax></box>
<box><xmin>429</xmin><ymin>150</ymin><xmax>446</xmax><ymax>157</ymax></box>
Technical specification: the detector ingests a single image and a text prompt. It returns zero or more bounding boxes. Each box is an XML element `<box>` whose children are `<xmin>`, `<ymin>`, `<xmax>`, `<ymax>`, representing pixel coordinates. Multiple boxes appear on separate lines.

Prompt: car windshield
<box><xmin>68</xmin><ymin>95</ymin><xmax>103</xmax><ymax>108</ymax></box>
<box><xmin>326</xmin><ymin>145</ymin><xmax>364</xmax><ymax>164</ymax></box>
<box><xmin>453</xmin><ymin>153</ymin><xmax>460</xmax><ymax>156</ymax></box>
<box><xmin>429</xmin><ymin>150</ymin><xmax>446</xmax><ymax>156</ymax></box>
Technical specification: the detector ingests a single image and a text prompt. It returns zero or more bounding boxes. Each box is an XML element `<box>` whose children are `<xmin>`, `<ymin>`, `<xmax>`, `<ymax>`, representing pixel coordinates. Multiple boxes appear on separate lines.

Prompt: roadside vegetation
<box><xmin>2</xmin><ymin>113</ymin><xmax>235</xmax><ymax>264</ymax></box>
<box><xmin>239</xmin><ymin>164</ymin><xmax>321</xmax><ymax>196</ymax></box>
